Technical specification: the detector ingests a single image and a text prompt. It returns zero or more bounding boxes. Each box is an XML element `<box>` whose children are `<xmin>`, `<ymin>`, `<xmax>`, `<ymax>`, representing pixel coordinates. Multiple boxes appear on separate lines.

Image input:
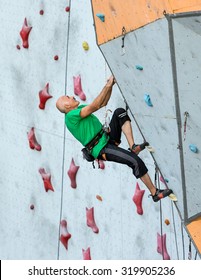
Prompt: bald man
<box><xmin>56</xmin><ymin>76</ymin><xmax>172</xmax><ymax>202</ymax></box>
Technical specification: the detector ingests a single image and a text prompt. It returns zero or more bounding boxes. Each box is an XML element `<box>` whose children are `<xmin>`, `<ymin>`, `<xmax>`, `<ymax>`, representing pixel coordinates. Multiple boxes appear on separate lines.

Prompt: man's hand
<box><xmin>107</xmin><ymin>75</ymin><xmax>116</xmax><ymax>87</ymax></box>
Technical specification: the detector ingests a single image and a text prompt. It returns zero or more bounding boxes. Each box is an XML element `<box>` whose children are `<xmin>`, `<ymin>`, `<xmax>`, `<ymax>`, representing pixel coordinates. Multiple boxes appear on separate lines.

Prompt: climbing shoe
<box><xmin>130</xmin><ymin>142</ymin><xmax>149</xmax><ymax>155</ymax></box>
<box><xmin>152</xmin><ymin>188</ymin><xmax>173</xmax><ymax>202</ymax></box>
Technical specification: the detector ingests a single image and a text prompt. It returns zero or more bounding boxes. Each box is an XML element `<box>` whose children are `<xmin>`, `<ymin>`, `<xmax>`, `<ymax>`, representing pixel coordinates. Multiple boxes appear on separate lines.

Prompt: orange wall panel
<box><xmin>92</xmin><ymin>0</ymin><xmax>201</xmax><ymax>45</ymax></box>
<box><xmin>91</xmin><ymin>0</ymin><xmax>172</xmax><ymax>45</ymax></box>
<box><xmin>186</xmin><ymin>217</ymin><xmax>201</xmax><ymax>254</ymax></box>
<box><xmin>169</xmin><ymin>0</ymin><xmax>201</xmax><ymax>12</ymax></box>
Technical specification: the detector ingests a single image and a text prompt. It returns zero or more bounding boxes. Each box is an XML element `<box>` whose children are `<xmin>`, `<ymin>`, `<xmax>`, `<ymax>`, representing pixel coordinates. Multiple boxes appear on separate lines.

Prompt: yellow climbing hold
<box><xmin>146</xmin><ymin>145</ymin><xmax>155</xmax><ymax>153</ymax></box>
<box><xmin>168</xmin><ymin>193</ymin><xmax>178</xmax><ymax>202</ymax></box>
<box><xmin>82</xmin><ymin>41</ymin><xmax>89</xmax><ymax>51</ymax></box>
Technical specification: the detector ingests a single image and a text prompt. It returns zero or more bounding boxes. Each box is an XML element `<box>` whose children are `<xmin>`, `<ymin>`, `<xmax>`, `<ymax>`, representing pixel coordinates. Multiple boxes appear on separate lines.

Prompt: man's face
<box><xmin>65</xmin><ymin>95</ymin><xmax>80</xmax><ymax>109</ymax></box>
<box><xmin>56</xmin><ymin>95</ymin><xmax>80</xmax><ymax>113</ymax></box>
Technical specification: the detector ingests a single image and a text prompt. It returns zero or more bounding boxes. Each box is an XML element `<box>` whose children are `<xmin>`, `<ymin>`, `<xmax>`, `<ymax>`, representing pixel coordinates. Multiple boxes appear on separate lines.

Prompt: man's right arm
<box><xmin>80</xmin><ymin>76</ymin><xmax>115</xmax><ymax>118</ymax></box>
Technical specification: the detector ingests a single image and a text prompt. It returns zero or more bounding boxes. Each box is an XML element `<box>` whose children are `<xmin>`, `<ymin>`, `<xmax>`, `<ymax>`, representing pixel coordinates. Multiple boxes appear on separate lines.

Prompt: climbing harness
<box><xmin>82</xmin><ymin>129</ymin><xmax>106</xmax><ymax>168</ymax></box>
<box><xmin>85</xmin><ymin>129</ymin><xmax>104</xmax><ymax>151</ymax></box>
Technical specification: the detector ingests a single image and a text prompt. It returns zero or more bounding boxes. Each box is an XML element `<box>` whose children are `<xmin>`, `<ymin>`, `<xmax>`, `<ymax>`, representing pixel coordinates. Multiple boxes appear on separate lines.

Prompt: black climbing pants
<box><xmin>99</xmin><ymin>108</ymin><xmax>148</xmax><ymax>179</ymax></box>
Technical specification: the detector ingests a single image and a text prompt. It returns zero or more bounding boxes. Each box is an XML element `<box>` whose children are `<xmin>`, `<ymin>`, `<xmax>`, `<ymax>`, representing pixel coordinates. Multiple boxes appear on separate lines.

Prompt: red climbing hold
<box><xmin>157</xmin><ymin>233</ymin><xmax>170</xmax><ymax>260</ymax></box>
<box><xmin>132</xmin><ymin>182</ymin><xmax>145</xmax><ymax>215</ymax></box>
<box><xmin>86</xmin><ymin>207</ymin><xmax>99</xmax><ymax>234</ymax></box>
<box><xmin>67</xmin><ymin>158</ymin><xmax>80</xmax><ymax>189</ymax></box>
<box><xmin>82</xmin><ymin>247</ymin><xmax>91</xmax><ymax>260</ymax></box>
<box><xmin>30</xmin><ymin>204</ymin><xmax>34</xmax><ymax>210</ymax></box>
<box><xmin>60</xmin><ymin>220</ymin><xmax>72</xmax><ymax>250</ymax></box>
<box><xmin>20</xmin><ymin>18</ymin><xmax>32</xmax><ymax>49</ymax></box>
<box><xmin>73</xmin><ymin>75</ymin><xmax>86</xmax><ymax>101</ymax></box>
<box><xmin>39</xmin><ymin>10</ymin><xmax>44</xmax><ymax>15</ymax></box>
<box><xmin>39</xmin><ymin>168</ymin><xmax>54</xmax><ymax>192</ymax></box>
<box><xmin>54</xmin><ymin>55</ymin><xmax>59</xmax><ymax>61</ymax></box>
<box><xmin>96</xmin><ymin>159</ymin><xmax>105</xmax><ymax>169</ymax></box>
<box><xmin>27</xmin><ymin>127</ymin><xmax>41</xmax><ymax>151</ymax></box>
<box><xmin>38</xmin><ymin>83</ymin><xmax>52</xmax><ymax>109</ymax></box>
<box><xmin>65</xmin><ymin>6</ymin><xmax>70</xmax><ymax>12</ymax></box>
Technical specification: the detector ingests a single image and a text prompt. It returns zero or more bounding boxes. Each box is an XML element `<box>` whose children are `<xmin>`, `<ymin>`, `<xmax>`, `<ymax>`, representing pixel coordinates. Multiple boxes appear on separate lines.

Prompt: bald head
<box><xmin>56</xmin><ymin>96</ymin><xmax>68</xmax><ymax>113</ymax></box>
<box><xmin>56</xmin><ymin>95</ymin><xmax>80</xmax><ymax>114</ymax></box>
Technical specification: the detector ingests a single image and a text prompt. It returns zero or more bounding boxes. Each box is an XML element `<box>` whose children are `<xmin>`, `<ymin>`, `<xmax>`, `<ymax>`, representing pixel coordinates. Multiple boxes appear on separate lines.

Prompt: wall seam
<box><xmin>166</xmin><ymin>14</ymin><xmax>188</xmax><ymax>221</ymax></box>
<box><xmin>57</xmin><ymin>0</ymin><xmax>72</xmax><ymax>260</ymax></box>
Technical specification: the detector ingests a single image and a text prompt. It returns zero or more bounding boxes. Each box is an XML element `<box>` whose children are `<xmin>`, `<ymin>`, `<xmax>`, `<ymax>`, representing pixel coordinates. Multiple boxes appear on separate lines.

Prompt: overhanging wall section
<box><xmin>98</xmin><ymin>13</ymin><xmax>201</xmax><ymax>226</ymax></box>
<box><xmin>99</xmin><ymin>18</ymin><xmax>184</xmax><ymax>217</ymax></box>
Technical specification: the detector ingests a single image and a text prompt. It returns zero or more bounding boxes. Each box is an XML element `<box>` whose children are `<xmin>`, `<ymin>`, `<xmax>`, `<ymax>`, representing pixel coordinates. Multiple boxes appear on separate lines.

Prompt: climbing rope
<box><xmin>155</xmin><ymin>164</ymin><xmax>180</xmax><ymax>260</ymax></box>
<box><xmin>155</xmin><ymin>165</ymin><xmax>164</xmax><ymax>259</ymax></box>
<box><xmin>171</xmin><ymin>200</ymin><xmax>180</xmax><ymax>259</ymax></box>
<box><xmin>103</xmin><ymin>62</ymin><xmax>112</xmax><ymax>132</ymax></box>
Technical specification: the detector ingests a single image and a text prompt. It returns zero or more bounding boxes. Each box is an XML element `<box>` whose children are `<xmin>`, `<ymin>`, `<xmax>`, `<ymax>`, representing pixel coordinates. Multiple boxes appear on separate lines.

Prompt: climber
<box><xmin>56</xmin><ymin>75</ymin><xmax>172</xmax><ymax>202</ymax></box>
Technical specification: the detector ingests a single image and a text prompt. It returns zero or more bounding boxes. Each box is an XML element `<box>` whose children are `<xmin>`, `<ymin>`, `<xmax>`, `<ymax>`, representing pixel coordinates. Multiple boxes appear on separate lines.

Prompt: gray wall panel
<box><xmin>173</xmin><ymin>16</ymin><xmax>201</xmax><ymax>219</ymax></box>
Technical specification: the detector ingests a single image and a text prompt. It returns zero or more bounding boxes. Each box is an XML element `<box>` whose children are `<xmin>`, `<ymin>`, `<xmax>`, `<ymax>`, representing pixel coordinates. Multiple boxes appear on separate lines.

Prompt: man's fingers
<box><xmin>107</xmin><ymin>75</ymin><xmax>116</xmax><ymax>85</ymax></box>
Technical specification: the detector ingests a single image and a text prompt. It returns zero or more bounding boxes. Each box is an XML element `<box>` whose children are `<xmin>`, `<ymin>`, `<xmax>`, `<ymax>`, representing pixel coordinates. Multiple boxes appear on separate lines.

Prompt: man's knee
<box><xmin>114</xmin><ymin>108</ymin><xmax>127</xmax><ymax>117</ymax></box>
<box><xmin>134</xmin><ymin>158</ymin><xmax>148</xmax><ymax>179</ymax></box>
<box><xmin>113</xmin><ymin>108</ymin><xmax>131</xmax><ymax>126</ymax></box>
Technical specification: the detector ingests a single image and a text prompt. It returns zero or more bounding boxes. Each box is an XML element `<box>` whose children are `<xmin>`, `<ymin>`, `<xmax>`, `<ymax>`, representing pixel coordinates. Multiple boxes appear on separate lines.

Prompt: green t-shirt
<box><xmin>65</xmin><ymin>105</ymin><xmax>109</xmax><ymax>158</ymax></box>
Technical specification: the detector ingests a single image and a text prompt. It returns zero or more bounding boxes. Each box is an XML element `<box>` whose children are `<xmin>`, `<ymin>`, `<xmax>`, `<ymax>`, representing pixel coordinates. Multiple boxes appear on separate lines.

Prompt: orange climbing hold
<box><xmin>164</xmin><ymin>219</ymin><xmax>170</xmax><ymax>225</ymax></box>
<box><xmin>96</xmin><ymin>195</ymin><xmax>103</xmax><ymax>201</ymax></box>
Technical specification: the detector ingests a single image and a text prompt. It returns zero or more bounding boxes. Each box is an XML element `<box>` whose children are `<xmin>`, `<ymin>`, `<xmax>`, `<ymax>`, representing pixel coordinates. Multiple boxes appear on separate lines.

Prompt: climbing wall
<box><xmin>0</xmin><ymin>0</ymin><xmax>200</xmax><ymax>260</ymax></box>
<box><xmin>0</xmin><ymin>0</ymin><xmax>70</xmax><ymax>259</ymax></box>
<box><xmin>91</xmin><ymin>0</ymin><xmax>201</xmax><ymax>257</ymax></box>
<box><xmin>172</xmin><ymin>14</ymin><xmax>201</xmax><ymax>219</ymax></box>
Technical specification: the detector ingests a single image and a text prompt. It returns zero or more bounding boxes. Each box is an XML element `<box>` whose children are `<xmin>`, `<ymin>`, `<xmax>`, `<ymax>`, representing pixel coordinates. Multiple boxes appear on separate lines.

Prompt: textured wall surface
<box><xmin>0</xmin><ymin>0</ymin><xmax>200</xmax><ymax>260</ymax></box>
<box><xmin>97</xmin><ymin>11</ymin><xmax>201</xmax><ymax>255</ymax></box>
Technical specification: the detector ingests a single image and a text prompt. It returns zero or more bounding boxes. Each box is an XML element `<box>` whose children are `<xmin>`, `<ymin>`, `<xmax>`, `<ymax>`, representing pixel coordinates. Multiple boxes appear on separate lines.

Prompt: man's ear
<box><xmin>64</xmin><ymin>103</ymin><xmax>70</xmax><ymax>109</ymax></box>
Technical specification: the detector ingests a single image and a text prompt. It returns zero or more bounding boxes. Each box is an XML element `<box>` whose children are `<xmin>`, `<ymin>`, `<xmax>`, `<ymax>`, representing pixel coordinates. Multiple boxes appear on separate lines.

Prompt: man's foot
<box><xmin>152</xmin><ymin>188</ymin><xmax>173</xmax><ymax>202</ymax></box>
<box><xmin>130</xmin><ymin>142</ymin><xmax>149</xmax><ymax>155</ymax></box>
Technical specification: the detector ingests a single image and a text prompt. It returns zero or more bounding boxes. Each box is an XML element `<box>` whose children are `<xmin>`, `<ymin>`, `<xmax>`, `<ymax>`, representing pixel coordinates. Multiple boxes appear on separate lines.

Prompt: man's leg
<box><xmin>100</xmin><ymin>143</ymin><xmax>172</xmax><ymax>202</ymax></box>
<box><xmin>109</xmin><ymin>108</ymin><xmax>148</xmax><ymax>154</ymax></box>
